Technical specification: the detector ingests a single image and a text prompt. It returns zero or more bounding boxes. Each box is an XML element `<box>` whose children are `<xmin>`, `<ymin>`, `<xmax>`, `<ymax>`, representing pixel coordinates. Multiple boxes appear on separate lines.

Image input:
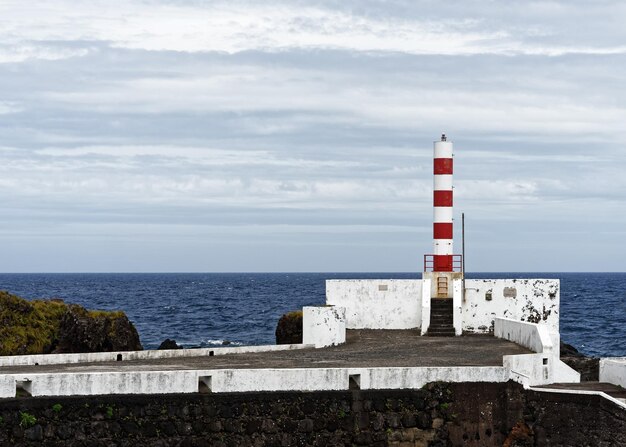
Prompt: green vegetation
<box><xmin>0</xmin><ymin>291</ymin><xmax>67</xmax><ymax>355</ymax></box>
<box><xmin>106</xmin><ymin>406</ymin><xmax>114</xmax><ymax>418</ymax></box>
<box><xmin>52</xmin><ymin>403</ymin><xmax>62</xmax><ymax>413</ymax></box>
<box><xmin>19</xmin><ymin>412</ymin><xmax>37</xmax><ymax>428</ymax></box>
<box><xmin>0</xmin><ymin>290</ymin><xmax>133</xmax><ymax>356</ymax></box>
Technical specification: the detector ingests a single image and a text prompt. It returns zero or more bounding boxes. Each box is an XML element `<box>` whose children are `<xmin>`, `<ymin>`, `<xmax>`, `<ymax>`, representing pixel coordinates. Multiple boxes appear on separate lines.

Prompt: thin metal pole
<box><xmin>462</xmin><ymin>212</ymin><xmax>466</xmax><ymax>301</ymax></box>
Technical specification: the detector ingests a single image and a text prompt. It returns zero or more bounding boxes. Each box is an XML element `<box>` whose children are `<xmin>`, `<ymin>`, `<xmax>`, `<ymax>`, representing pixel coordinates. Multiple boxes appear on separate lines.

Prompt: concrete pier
<box><xmin>0</xmin><ymin>332</ymin><xmax>532</xmax><ymax>398</ymax></box>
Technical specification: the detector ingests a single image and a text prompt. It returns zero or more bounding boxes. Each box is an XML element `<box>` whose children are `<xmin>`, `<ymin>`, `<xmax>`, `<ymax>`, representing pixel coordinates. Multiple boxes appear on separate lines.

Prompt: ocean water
<box><xmin>0</xmin><ymin>272</ymin><xmax>623</xmax><ymax>358</ymax></box>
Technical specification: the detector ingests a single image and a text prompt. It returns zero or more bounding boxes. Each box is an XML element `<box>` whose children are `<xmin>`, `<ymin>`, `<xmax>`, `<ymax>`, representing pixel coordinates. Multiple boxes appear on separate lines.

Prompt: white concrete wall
<box><xmin>0</xmin><ymin>365</ymin><xmax>510</xmax><ymax>397</ymax></box>
<box><xmin>0</xmin><ymin>343</ymin><xmax>314</xmax><ymax>367</ymax></box>
<box><xmin>600</xmin><ymin>357</ymin><xmax>626</xmax><ymax>388</ymax></box>
<box><xmin>494</xmin><ymin>317</ymin><xmax>553</xmax><ymax>354</ymax></box>
<box><xmin>326</xmin><ymin>280</ymin><xmax>423</xmax><ymax>329</ymax></box>
<box><xmin>303</xmin><ymin>306</ymin><xmax>346</xmax><ymax>348</ymax></box>
<box><xmin>463</xmin><ymin>279</ymin><xmax>559</xmax><ymax>334</ymax></box>
<box><xmin>208</xmin><ymin>368</ymin><xmax>348</xmax><ymax>392</ymax></box>
<box><xmin>496</xmin><ymin>318</ymin><xmax>579</xmax><ymax>386</ymax></box>
<box><xmin>420</xmin><ymin>279</ymin><xmax>431</xmax><ymax>335</ymax></box>
<box><xmin>3</xmin><ymin>371</ymin><xmax>203</xmax><ymax>397</ymax></box>
<box><xmin>357</xmin><ymin>366</ymin><xmax>508</xmax><ymax>390</ymax></box>
<box><xmin>0</xmin><ymin>376</ymin><xmax>14</xmax><ymax>398</ymax></box>
<box><xmin>452</xmin><ymin>279</ymin><xmax>462</xmax><ymax>336</ymax></box>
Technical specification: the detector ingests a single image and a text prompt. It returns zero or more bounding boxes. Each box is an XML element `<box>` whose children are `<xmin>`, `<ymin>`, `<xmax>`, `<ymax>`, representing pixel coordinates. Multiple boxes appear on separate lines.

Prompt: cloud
<box><xmin>0</xmin><ymin>101</ymin><xmax>22</xmax><ymax>114</ymax></box>
<box><xmin>1</xmin><ymin>1</ymin><xmax>625</xmax><ymax>271</ymax></box>
<box><xmin>2</xmin><ymin>0</ymin><xmax>626</xmax><ymax>60</ymax></box>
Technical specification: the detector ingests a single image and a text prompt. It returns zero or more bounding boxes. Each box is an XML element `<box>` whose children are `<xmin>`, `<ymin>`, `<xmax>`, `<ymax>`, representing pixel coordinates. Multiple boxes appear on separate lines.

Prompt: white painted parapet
<box><xmin>495</xmin><ymin>317</ymin><xmax>554</xmax><ymax>354</ymax></box>
<box><xmin>452</xmin><ymin>279</ymin><xmax>462</xmax><ymax>336</ymax></box>
<box><xmin>0</xmin><ymin>365</ymin><xmax>510</xmax><ymax>397</ymax></box>
<box><xmin>495</xmin><ymin>317</ymin><xmax>579</xmax><ymax>386</ymax></box>
<box><xmin>420</xmin><ymin>279</ymin><xmax>431</xmax><ymax>335</ymax></box>
<box><xmin>463</xmin><ymin>279</ymin><xmax>560</xmax><ymax>334</ymax></box>
<box><xmin>5</xmin><ymin>371</ymin><xmax>205</xmax><ymax>397</ymax></box>
<box><xmin>303</xmin><ymin>306</ymin><xmax>346</xmax><ymax>348</ymax></box>
<box><xmin>0</xmin><ymin>343</ymin><xmax>314</xmax><ymax>368</ymax></box>
<box><xmin>0</xmin><ymin>376</ymin><xmax>14</xmax><ymax>399</ymax></box>
<box><xmin>326</xmin><ymin>280</ymin><xmax>423</xmax><ymax>329</ymax></box>
<box><xmin>357</xmin><ymin>366</ymin><xmax>507</xmax><ymax>390</ymax></box>
<box><xmin>600</xmin><ymin>357</ymin><xmax>626</xmax><ymax>388</ymax></box>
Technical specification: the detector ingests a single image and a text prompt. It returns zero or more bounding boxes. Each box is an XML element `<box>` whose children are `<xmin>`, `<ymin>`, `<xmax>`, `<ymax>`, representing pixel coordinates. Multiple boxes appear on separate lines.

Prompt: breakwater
<box><xmin>0</xmin><ymin>382</ymin><xmax>624</xmax><ymax>446</ymax></box>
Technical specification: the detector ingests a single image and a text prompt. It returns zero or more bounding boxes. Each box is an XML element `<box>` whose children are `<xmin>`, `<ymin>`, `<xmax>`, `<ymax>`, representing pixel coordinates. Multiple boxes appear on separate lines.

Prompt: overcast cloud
<box><xmin>0</xmin><ymin>0</ymin><xmax>625</xmax><ymax>272</ymax></box>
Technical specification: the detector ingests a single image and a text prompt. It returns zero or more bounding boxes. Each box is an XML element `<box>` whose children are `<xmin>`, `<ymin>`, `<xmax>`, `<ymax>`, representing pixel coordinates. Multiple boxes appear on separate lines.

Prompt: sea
<box><xmin>0</xmin><ymin>273</ymin><xmax>624</xmax><ymax>358</ymax></box>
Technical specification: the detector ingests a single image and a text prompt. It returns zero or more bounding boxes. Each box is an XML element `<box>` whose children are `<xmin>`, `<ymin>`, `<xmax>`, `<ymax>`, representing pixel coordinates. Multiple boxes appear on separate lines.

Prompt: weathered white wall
<box><xmin>208</xmin><ymin>368</ymin><xmax>348</xmax><ymax>392</ymax></box>
<box><xmin>496</xmin><ymin>318</ymin><xmax>579</xmax><ymax>386</ymax></box>
<box><xmin>494</xmin><ymin>317</ymin><xmax>553</xmax><ymax>354</ymax></box>
<box><xmin>357</xmin><ymin>366</ymin><xmax>508</xmax><ymax>390</ymax></box>
<box><xmin>0</xmin><ymin>365</ymin><xmax>510</xmax><ymax>397</ymax></box>
<box><xmin>303</xmin><ymin>306</ymin><xmax>346</xmax><ymax>348</ymax></box>
<box><xmin>420</xmin><ymin>279</ymin><xmax>431</xmax><ymax>335</ymax></box>
<box><xmin>462</xmin><ymin>279</ymin><xmax>560</xmax><ymax>334</ymax></box>
<box><xmin>0</xmin><ymin>376</ymin><xmax>14</xmax><ymax>398</ymax></box>
<box><xmin>3</xmin><ymin>371</ymin><xmax>203</xmax><ymax>397</ymax></box>
<box><xmin>0</xmin><ymin>343</ymin><xmax>314</xmax><ymax>368</ymax></box>
<box><xmin>326</xmin><ymin>280</ymin><xmax>423</xmax><ymax>329</ymax></box>
<box><xmin>600</xmin><ymin>358</ymin><xmax>626</xmax><ymax>388</ymax></box>
<box><xmin>452</xmin><ymin>279</ymin><xmax>462</xmax><ymax>336</ymax></box>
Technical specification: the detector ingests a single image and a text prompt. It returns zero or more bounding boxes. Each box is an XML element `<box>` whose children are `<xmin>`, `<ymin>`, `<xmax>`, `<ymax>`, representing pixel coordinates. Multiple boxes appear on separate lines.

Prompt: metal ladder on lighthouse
<box><xmin>436</xmin><ymin>276</ymin><xmax>448</xmax><ymax>297</ymax></box>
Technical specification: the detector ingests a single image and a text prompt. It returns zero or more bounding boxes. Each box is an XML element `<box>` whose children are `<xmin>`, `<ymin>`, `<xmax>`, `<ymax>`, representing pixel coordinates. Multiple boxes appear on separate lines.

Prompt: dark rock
<box><xmin>54</xmin><ymin>304</ymin><xmax>142</xmax><ymax>353</ymax></box>
<box><xmin>158</xmin><ymin>339</ymin><xmax>182</xmax><ymax>350</ymax></box>
<box><xmin>416</xmin><ymin>411</ymin><xmax>432</xmax><ymax>429</ymax></box>
<box><xmin>401</xmin><ymin>411</ymin><xmax>416</xmax><ymax>427</ymax></box>
<box><xmin>24</xmin><ymin>425</ymin><xmax>43</xmax><ymax>441</ymax></box>
<box><xmin>297</xmin><ymin>418</ymin><xmax>314</xmax><ymax>433</ymax></box>
<box><xmin>561</xmin><ymin>341</ymin><xmax>584</xmax><ymax>357</ymax></box>
<box><xmin>503</xmin><ymin>421</ymin><xmax>534</xmax><ymax>447</ymax></box>
<box><xmin>0</xmin><ymin>291</ymin><xmax>142</xmax><ymax>355</ymax></box>
<box><xmin>560</xmin><ymin>340</ymin><xmax>599</xmax><ymax>381</ymax></box>
<box><xmin>275</xmin><ymin>311</ymin><xmax>303</xmax><ymax>344</ymax></box>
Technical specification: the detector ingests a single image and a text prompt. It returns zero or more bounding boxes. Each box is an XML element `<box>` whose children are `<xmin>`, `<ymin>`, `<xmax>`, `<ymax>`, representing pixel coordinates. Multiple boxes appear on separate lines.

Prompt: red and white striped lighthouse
<box><xmin>432</xmin><ymin>134</ymin><xmax>454</xmax><ymax>272</ymax></box>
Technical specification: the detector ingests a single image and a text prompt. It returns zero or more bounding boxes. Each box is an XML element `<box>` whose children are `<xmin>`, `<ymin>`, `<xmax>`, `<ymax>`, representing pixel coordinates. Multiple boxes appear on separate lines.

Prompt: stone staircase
<box><xmin>427</xmin><ymin>298</ymin><xmax>455</xmax><ymax>336</ymax></box>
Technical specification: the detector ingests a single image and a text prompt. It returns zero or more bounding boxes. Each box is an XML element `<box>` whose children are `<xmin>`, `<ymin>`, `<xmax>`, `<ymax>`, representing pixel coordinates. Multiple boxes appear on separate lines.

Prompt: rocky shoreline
<box><xmin>0</xmin><ymin>291</ymin><xmax>142</xmax><ymax>356</ymax></box>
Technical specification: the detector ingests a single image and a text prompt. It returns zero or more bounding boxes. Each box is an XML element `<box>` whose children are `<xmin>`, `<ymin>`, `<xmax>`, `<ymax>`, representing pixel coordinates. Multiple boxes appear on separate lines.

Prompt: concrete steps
<box><xmin>427</xmin><ymin>298</ymin><xmax>455</xmax><ymax>337</ymax></box>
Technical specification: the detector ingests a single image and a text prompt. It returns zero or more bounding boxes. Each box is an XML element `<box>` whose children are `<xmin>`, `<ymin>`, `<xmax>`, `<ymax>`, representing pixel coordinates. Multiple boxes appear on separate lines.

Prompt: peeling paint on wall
<box><xmin>461</xmin><ymin>279</ymin><xmax>559</xmax><ymax>335</ymax></box>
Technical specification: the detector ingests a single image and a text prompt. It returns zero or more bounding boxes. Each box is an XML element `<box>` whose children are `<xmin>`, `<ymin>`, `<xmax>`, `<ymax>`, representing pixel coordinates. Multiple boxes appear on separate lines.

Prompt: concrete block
<box><xmin>303</xmin><ymin>306</ymin><xmax>346</xmax><ymax>348</ymax></box>
<box><xmin>600</xmin><ymin>357</ymin><xmax>626</xmax><ymax>388</ymax></box>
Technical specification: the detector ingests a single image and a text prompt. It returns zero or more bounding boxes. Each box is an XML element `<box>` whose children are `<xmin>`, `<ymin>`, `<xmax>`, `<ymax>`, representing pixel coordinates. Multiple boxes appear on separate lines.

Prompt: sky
<box><xmin>0</xmin><ymin>0</ymin><xmax>625</xmax><ymax>272</ymax></box>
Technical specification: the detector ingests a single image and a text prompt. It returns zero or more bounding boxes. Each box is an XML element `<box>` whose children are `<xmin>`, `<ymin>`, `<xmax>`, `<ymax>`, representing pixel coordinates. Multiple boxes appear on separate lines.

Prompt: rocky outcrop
<box><xmin>275</xmin><ymin>311</ymin><xmax>303</xmax><ymax>344</ymax></box>
<box><xmin>53</xmin><ymin>305</ymin><xmax>142</xmax><ymax>353</ymax></box>
<box><xmin>560</xmin><ymin>341</ymin><xmax>599</xmax><ymax>381</ymax></box>
<box><xmin>0</xmin><ymin>290</ymin><xmax>142</xmax><ymax>356</ymax></box>
<box><xmin>158</xmin><ymin>339</ymin><xmax>183</xmax><ymax>350</ymax></box>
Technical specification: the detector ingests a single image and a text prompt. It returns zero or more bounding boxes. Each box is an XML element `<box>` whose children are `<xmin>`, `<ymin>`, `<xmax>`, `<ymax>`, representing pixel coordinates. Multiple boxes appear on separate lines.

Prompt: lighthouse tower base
<box><xmin>423</xmin><ymin>271</ymin><xmax>463</xmax><ymax>299</ymax></box>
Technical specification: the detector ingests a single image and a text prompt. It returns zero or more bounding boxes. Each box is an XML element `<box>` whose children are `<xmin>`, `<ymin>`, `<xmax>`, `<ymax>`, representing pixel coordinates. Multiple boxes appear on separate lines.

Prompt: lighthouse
<box><xmin>424</xmin><ymin>134</ymin><xmax>462</xmax><ymax>298</ymax></box>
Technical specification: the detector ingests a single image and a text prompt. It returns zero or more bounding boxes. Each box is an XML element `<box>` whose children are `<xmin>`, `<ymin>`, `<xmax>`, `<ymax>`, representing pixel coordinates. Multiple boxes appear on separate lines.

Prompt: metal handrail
<box><xmin>423</xmin><ymin>254</ymin><xmax>463</xmax><ymax>272</ymax></box>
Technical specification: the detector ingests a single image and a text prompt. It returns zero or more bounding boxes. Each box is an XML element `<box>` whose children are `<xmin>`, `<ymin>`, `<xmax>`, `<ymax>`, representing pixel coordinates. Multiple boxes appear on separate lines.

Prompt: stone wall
<box><xmin>0</xmin><ymin>381</ymin><xmax>623</xmax><ymax>446</ymax></box>
<box><xmin>525</xmin><ymin>389</ymin><xmax>626</xmax><ymax>446</ymax></box>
